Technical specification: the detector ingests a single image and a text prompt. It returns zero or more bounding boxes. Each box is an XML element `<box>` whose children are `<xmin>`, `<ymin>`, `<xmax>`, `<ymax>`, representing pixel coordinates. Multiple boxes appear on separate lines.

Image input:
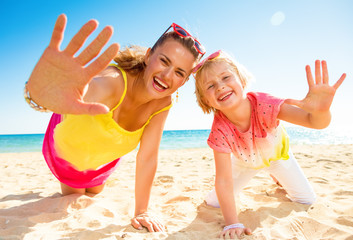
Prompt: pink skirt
<box><xmin>42</xmin><ymin>113</ymin><xmax>120</xmax><ymax>188</ymax></box>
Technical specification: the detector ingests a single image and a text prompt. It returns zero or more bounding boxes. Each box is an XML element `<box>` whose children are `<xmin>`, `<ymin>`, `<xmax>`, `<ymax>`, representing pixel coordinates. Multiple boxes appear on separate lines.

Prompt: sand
<box><xmin>0</xmin><ymin>144</ymin><xmax>352</xmax><ymax>240</ymax></box>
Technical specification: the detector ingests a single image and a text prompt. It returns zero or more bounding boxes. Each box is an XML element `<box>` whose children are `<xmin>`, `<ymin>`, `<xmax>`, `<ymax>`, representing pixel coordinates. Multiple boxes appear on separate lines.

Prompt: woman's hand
<box><xmin>27</xmin><ymin>14</ymin><xmax>119</xmax><ymax>115</ymax></box>
<box><xmin>285</xmin><ymin>60</ymin><xmax>346</xmax><ymax>114</ymax></box>
<box><xmin>131</xmin><ymin>212</ymin><xmax>166</xmax><ymax>232</ymax></box>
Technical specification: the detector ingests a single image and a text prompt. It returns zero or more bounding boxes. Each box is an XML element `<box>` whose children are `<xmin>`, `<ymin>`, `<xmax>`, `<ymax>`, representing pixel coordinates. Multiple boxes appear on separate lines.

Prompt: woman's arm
<box><xmin>278</xmin><ymin>60</ymin><xmax>346</xmax><ymax>129</ymax></box>
<box><xmin>130</xmin><ymin>108</ymin><xmax>170</xmax><ymax>232</ymax></box>
<box><xmin>26</xmin><ymin>14</ymin><xmax>119</xmax><ymax>115</ymax></box>
<box><xmin>214</xmin><ymin>150</ymin><xmax>252</xmax><ymax>238</ymax></box>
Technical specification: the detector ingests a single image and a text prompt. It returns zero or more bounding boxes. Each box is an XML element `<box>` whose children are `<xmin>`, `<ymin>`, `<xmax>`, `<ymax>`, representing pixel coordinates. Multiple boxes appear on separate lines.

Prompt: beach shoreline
<box><xmin>1</xmin><ymin>144</ymin><xmax>352</xmax><ymax>239</ymax></box>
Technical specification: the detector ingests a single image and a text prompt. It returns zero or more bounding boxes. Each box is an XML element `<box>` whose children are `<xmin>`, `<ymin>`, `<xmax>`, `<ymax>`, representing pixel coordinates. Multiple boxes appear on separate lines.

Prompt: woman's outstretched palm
<box><xmin>285</xmin><ymin>60</ymin><xmax>346</xmax><ymax>114</ymax></box>
<box><xmin>27</xmin><ymin>14</ymin><xmax>119</xmax><ymax>115</ymax></box>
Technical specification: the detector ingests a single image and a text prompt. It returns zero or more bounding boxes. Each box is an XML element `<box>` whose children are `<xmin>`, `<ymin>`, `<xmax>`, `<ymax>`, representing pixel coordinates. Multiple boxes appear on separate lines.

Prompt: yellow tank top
<box><xmin>53</xmin><ymin>66</ymin><xmax>172</xmax><ymax>171</ymax></box>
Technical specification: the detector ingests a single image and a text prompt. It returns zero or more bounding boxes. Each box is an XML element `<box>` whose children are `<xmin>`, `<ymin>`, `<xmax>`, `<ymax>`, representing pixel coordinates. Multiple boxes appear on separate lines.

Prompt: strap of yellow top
<box><xmin>108</xmin><ymin>63</ymin><xmax>172</xmax><ymax>127</ymax></box>
<box><xmin>109</xmin><ymin>64</ymin><xmax>127</xmax><ymax>112</ymax></box>
<box><xmin>142</xmin><ymin>102</ymin><xmax>173</xmax><ymax>127</ymax></box>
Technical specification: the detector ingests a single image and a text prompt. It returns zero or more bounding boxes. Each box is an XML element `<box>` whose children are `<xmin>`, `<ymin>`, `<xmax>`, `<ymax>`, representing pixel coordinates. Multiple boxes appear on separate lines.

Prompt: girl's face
<box><xmin>201</xmin><ymin>61</ymin><xmax>245</xmax><ymax>111</ymax></box>
<box><xmin>143</xmin><ymin>39</ymin><xmax>196</xmax><ymax>99</ymax></box>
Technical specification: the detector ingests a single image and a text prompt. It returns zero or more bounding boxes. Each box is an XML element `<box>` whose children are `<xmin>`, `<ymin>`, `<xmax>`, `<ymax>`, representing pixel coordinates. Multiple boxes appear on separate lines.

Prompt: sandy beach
<box><xmin>0</xmin><ymin>144</ymin><xmax>352</xmax><ymax>239</ymax></box>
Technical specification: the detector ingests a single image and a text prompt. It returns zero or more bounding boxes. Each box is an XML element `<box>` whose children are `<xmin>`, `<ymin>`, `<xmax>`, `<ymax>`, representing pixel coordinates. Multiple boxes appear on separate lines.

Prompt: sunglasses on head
<box><xmin>192</xmin><ymin>50</ymin><xmax>222</xmax><ymax>74</ymax></box>
<box><xmin>156</xmin><ymin>23</ymin><xmax>206</xmax><ymax>56</ymax></box>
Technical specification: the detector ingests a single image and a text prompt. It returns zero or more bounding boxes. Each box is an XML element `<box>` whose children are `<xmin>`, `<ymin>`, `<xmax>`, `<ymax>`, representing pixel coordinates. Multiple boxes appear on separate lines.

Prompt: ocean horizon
<box><xmin>0</xmin><ymin>126</ymin><xmax>352</xmax><ymax>153</ymax></box>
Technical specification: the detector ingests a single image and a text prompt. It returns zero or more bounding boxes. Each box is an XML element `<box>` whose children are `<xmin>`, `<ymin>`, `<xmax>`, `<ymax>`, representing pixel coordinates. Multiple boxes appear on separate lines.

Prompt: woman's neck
<box><xmin>124</xmin><ymin>72</ymin><xmax>152</xmax><ymax>109</ymax></box>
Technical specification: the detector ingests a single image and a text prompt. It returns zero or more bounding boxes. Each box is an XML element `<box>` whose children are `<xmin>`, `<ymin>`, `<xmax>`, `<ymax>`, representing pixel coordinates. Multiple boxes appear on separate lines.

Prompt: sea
<box><xmin>0</xmin><ymin>126</ymin><xmax>352</xmax><ymax>153</ymax></box>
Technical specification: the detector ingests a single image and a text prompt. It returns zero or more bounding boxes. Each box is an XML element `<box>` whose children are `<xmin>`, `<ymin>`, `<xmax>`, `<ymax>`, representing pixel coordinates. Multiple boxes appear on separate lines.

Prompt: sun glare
<box><xmin>271</xmin><ymin>11</ymin><xmax>285</xmax><ymax>26</ymax></box>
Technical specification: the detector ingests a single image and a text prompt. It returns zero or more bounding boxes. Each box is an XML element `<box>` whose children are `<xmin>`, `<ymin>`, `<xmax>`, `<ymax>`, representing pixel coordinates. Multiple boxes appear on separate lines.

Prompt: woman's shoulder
<box><xmin>85</xmin><ymin>66</ymin><xmax>127</xmax><ymax>110</ymax></box>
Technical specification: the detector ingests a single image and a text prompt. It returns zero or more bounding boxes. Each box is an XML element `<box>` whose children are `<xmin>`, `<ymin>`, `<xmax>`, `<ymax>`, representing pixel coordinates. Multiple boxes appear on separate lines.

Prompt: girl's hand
<box><xmin>131</xmin><ymin>212</ymin><xmax>166</xmax><ymax>232</ymax></box>
<box><xmin>220</xmin><ymin>224</ymin><xmax>252</xmax><ymax>239</ymax></box>
<box><xmin>285</xmin><ymin>60</ymin><xmax>346</xmax><ymax>114</ymax></box>
<box><xmin>27</xmin><ymin>14</ymin><xmax>120</xmax><ymax>115</ymax></box>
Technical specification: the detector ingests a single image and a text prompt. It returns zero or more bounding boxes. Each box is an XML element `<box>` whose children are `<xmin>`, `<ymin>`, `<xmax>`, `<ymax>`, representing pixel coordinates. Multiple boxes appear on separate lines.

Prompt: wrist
<box><xmin>309</xmin><ymin>111</ymin><xmax>331</xmax><ymax>129</ymax></box>
<box><xmin>223</xmin><ymin>223</ymin><xmax>245</xmax><ymax>231</ymax></box>
<box><xmin>134</xmin><ymin>211</ymin><xmax>151</xmax><ymax>218</ymax></box>
<box><xmin>24</xmin><ymin>81</ymin><xmax>51</xmax><ymax>112</ymax></box>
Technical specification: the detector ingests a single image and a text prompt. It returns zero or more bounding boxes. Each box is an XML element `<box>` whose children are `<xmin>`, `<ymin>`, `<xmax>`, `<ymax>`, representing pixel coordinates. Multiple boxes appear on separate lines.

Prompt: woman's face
<box><xmin>143</xmin><ymin>39</ymin><xmax>196</xmax><ymax>99</ymax></box>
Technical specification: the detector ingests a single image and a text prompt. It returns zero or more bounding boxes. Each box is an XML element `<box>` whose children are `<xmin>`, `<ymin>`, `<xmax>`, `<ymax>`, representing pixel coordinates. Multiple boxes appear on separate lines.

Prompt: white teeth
<box><xmin>219</xmin><ymin>92</ymin><xmax>232</xmax><ymax>100</ymax></box>
<box><xmin>155</xmin><ymin>78</ymin><xmax>168</xmax><ymax>88</ymax></box>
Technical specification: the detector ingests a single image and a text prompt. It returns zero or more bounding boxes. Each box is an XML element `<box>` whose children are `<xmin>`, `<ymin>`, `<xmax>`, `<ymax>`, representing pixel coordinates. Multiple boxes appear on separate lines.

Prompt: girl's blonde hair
<box><xmin>114</xmin><ymin>31</ymin><xmax>201</xmax><ymax>76</ymax></box>
<box><xmin>194</xmin><ymin>51</ymin><xmax>253</xmax><ymax>114</ymax></box>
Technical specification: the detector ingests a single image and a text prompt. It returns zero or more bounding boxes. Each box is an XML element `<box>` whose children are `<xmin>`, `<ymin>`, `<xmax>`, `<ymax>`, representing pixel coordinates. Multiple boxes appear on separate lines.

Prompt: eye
<box><xmin>160</xmin><ymin>57</ymin><xmax>168</xmax><ymax>65</ymax></box>
<box><xmin>207</xmin><ymin>84</ymin><xmax>214</xmax><ymax>90</ymax></box>
<box><xmin>223</xmin><ymin>75</ymin><xmax>230</xmax><ymax>81</ymax></box>
<box><xmin>176</xmin><ymin>71</ymin><xmax>185</xmax><ymax>78</ymax></box>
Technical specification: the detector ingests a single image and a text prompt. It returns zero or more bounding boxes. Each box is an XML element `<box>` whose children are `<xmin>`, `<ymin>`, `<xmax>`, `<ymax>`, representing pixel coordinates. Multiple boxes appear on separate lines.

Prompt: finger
<box><xmin>321</xmin><ymin>60</ymin><xmax>329</xmax><ymax>84</ymax></box>
<box><xmin>305</xmin><ymin>65</ymin><xmax>314</xmax><ymax>88</ymax></box>
<box><xmin>85</xmin><ymin>43</ymin><xmax>120</xmax><ymax>77</ymax></box>
<box><xmin>144</xmin><ymin>222</ymin><xmax>155</xmax><ymax>232</ymax></box>
<box><xmin>244</xmin><ymin>228</ymin><xmax>252</xmax><ymax>235</ymax></box>
<box><xmin>153</xmin><ymin>222</ymin><xmax>164</xmax><ymax>232</ymax></box>
<box><xmin>235</xmin><ymin>228</ymin><xmax>244</xmax><ymax>239</ymax></box>
<box><xmin>284</xmin><ymin>98</ymin><xmax>303</xmax><ymax>108</ymax></box>
<box><xmin>156</xmin><ymin>221</ymin><xmax>166</xmax><ymax>232</ymax></box>
<box><xmin>333</xmin><ymin>73</ymin><xmax>346</xmax><ymax>90</ymax></box>
<box><xmin>76</xmin><ymin>26</ymin><xmax>114</xmax><ymax>65</ymax></box>
<box><xmin>49</xmin><ymin>14</ymin><xmax>67</xmax><ymax>50</ymax></box>
<box><xmin>71</xmin><ymin>101</ymin><xmax>110</xmax><ymax>115</ymax></box>
<box><xmin>150</xmin><ymin>218</ymin><xmax>165</xmax><ymax>232</ymax></box>
<box><xmin>315</xmin><ymin>60</ymin><xmax>322</xmax><ymax>84</ymax></box>
<box><xmin>64</xmin><ymin>19</ymin><xmax>98</xmax><ymax>56</ymax></box>
<box><xmin>229</xmin><ymin>230</ymin><xmax>236</xmax><ymax>239</ymax></box>
<box><xmin>220</xmin><ymin>231</ymin><xmax>227</xmax><ymax>239</ymax></box>
<box><xmin>131</xmin><ymin>218</ymin><xmax>143</xmax><ymax>230</ymax></box>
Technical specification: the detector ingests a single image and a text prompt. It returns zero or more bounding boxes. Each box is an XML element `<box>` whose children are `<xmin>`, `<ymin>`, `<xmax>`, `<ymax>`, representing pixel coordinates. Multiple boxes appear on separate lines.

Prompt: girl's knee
<box><xmin>291</xmin><ymin>191</ymin><xmax>317</xmax><ymax>205</ymax></box>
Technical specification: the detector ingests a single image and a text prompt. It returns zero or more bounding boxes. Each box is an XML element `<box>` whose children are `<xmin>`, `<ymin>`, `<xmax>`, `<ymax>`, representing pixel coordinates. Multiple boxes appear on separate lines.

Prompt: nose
<box><xmin>216</xmin><ymin>83</ymin><xmax>225</xmax><ymax>91</ymax></box>
<box><xmin>162</xmin><ymin>67</ymin><xmax>173</xmax><ymax>81</ymax></box>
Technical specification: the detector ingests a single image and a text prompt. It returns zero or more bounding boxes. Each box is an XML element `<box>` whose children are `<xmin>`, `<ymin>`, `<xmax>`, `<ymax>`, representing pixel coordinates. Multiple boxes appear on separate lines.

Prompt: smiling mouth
<box><xmin>218</xmin><ymin>92</ymin><xmax>233</xmax><ymax>101</ymax></box>
<box><xmin>153</xmin><ymin>77</ymin><xmax>169</xmax><ymax>92</ymax></box>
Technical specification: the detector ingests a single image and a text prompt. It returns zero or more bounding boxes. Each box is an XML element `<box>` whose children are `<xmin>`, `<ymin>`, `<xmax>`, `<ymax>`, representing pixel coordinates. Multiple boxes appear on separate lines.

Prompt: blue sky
<box><xmin>0</xmin><ymin>0</ymin><xmax>352</xmax><ymax>134</ymax></box>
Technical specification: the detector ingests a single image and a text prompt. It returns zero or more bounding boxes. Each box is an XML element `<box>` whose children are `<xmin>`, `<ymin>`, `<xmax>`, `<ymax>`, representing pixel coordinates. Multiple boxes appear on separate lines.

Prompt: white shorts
<box><xmin>205</xmin><ymin>149</ymin><xmax>316</xmax><ymax>208</ymax></box>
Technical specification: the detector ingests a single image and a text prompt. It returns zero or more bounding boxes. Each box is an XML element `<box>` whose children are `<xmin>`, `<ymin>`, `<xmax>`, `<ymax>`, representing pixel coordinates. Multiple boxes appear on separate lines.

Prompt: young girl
<box><xmin>25</xmin><ymin>15</ymin><xmax>205</xmax><ymax>232</ymax></box>
<box><xmin>193</xmin><ymin>50</ymin><xmax>346</xmax><ymax>239</ymax></box>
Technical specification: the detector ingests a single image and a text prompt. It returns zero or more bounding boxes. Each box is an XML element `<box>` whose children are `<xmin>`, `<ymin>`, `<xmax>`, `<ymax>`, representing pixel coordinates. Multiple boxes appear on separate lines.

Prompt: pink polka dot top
<box><xmin>207</xmin><ymin>92</ymin><xmax>290</xmax><ymax>169</ymax></box>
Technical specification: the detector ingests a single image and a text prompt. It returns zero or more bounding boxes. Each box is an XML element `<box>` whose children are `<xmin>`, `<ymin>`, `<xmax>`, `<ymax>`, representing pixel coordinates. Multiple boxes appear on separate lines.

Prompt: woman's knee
<box><xmin>60</xmin><ymin>182</ymin><xmax>85</xmax><ymax>196</ymax></box>
<box><xmin>86</xmin><ymin>183</ymin><xmax>105</xmax><ymax>195</ymax></box>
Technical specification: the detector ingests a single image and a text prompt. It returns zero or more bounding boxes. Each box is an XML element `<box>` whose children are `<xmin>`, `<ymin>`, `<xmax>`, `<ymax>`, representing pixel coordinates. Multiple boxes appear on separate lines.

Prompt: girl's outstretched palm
<box><xmin>27</xmin><ymin>14</ymin><xmax>120</xmax><ymax>115</ymax></box>
<box><xmin>285</xmin><ymin>60</ymin><xmax>346</xmax><ymax>114</ymax></box>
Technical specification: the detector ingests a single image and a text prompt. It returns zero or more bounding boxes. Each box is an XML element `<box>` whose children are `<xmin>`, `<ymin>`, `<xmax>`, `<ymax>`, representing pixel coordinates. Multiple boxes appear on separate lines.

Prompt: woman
<box><xmin>25</xmin><ymin>14</ymin><xmax>205</xmax><ymax>232</ymax></box>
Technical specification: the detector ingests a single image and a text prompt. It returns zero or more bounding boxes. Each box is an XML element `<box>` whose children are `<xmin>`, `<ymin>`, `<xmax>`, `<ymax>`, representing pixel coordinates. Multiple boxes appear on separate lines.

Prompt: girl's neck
<box><xmin>221</xmin><ymin>96</ymin><xmax>252</xmax><ymax>132</ymax></box>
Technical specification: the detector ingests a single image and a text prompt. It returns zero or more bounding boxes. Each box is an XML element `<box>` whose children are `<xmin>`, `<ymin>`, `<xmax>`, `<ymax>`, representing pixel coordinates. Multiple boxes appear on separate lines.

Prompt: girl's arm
<box><xmin>26</xmin><ymin>14</ymin><xmax>119</xmax><ymax>115</ymax></box>
<box><xmin>130</xmin><ymin>109</ymin><xmax>170</xmax><ymax>232</ymax></box>
<box><xmin>278</xmin><ymin>60</ymin><xmax>346</xmax><ymax>129</ymax></box>
<box><xmin>214</xmin><ymin>150</ymin><xmax>252</xmax><ymax>239</ymax></box>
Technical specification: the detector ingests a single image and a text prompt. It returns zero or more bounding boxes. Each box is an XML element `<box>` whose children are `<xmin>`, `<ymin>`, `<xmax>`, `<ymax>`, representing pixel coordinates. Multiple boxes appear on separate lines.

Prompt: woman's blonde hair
<box><xmin>194</xmin><ymin>51</ymin><xmax>253</xmax><ymax>114</ymax></box>
<box><xmin>114</xmin><ymin>31</ymin><xmax>201</xmax><ymax>76</ymax></box>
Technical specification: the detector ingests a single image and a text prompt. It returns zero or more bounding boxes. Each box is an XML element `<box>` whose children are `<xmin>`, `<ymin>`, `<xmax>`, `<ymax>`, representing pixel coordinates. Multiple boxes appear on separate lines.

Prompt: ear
<box><xmin>144</xmin><ymin>48</ymin><xmax>152</xmax><ymax>65</ymax></box>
